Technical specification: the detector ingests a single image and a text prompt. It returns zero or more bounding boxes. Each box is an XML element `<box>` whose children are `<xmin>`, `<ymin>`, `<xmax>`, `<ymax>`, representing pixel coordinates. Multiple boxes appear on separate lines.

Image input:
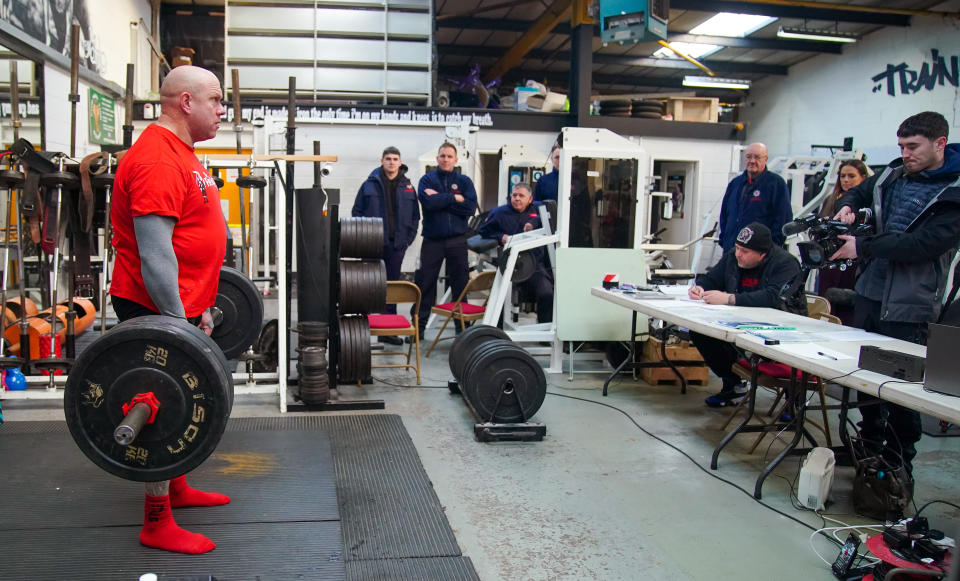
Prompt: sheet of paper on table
<box><xmin>817</xmin><ymin>329</ymin><xmax>896</xmax><ymax>342</ymax></box>
<box><xmin>773</xmin><ymin>343</ymin><xmax>855</xmax><ymax>360</ymax></box>
<box><xmin>745</xmin><ymin>329</ymin><xmax>814</xmax><ymax>343</ymax></box>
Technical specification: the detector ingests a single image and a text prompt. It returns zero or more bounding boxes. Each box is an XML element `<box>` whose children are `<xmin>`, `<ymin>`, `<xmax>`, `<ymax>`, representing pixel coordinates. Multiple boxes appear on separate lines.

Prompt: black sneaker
<box><xmin>705</xmin><ymin>383</ymin><xmax>748</xmax><ymax>408</ymax></box>
<box><xmin>378</xmin><ymin>336</ymin><xmax>403</xmax><ymax>346</ymax></box>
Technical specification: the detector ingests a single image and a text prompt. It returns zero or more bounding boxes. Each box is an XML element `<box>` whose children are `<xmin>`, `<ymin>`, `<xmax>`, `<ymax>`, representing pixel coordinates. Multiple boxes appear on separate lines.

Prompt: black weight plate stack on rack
<box><xmin>632</xmin><ymin>99</ymin><xmax>664</xmax><ymax>120</ymax></box>
<box><xmin>333</xmin><ymin>217</ymin><xmax>387</xmax><ymax>386</ymax></box>
<box><xmin>337</xmin><ymin>315</ymin><xmax>371</xmax><ymax>384</ymax></box>
<box><xmin>598</xmin><ymin>99</ymin><xmax>632</xmax><ymax>118</ymax></box>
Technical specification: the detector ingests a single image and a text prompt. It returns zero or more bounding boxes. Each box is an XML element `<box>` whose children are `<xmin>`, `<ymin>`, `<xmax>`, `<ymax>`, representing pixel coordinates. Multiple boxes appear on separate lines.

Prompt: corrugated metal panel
<box><xmin>228</xmin><ymin>6</ymin><xmax>429</xmax><ymax>38</ymax></box>
<box><xmin>226</xmin><ymin>1</ymin><xmax>431</xmax><ymax>102</ymax></box>
<box><xmin>228</xmin><ymin>36</ymin><xmax>429</xmax><ymax>67</ymax></box>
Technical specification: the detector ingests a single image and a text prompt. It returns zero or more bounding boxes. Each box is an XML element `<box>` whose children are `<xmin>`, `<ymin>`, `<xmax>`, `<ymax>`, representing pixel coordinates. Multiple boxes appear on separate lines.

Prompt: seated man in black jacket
<box><xmin>688</xmin><ymin>222</ymin><xmax>808</xmax><ymax>407</ymax></box>
<box><xmin>478</xmin><ymin>182</ymin><xmax>554</xmax><ymax>323</ymax></box>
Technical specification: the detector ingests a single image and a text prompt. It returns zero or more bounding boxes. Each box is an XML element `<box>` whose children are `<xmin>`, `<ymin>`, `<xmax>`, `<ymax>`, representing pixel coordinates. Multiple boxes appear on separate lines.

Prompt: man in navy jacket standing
<box><xmin>479</xmin><ymin>183</ymin><xmax>553</xmax><ymax>323</ymax></box>
<box><xmin>352</xmin><ymin>146</ymin><xmax>420</xmax><ymax>318</ymax></box>
<box><xmin>533</xmin><ymin>144</ymin><xmax>560</xmax><ymax>203</ymax></box>
<box><xmin>415</xmin><ymin>142</ymin><xmax>478</xmax><ymax>338</ymax></box>
<box><xmin>718</xmin><ymin>143</ymin><xmax>793</xmax><ymax>251</ymax></box>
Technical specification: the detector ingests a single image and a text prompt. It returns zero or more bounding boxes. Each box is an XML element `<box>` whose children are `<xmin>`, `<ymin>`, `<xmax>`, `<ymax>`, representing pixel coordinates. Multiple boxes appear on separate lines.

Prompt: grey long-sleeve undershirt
<box><xmin>133</xmin><ymin>214</ymin><xmax>185</xmax><ymax>318</ymax></box>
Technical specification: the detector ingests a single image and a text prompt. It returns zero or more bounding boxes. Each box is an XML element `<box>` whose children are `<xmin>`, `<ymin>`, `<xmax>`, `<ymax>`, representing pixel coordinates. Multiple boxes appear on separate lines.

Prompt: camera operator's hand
<box><xmin>688</xmin><ymin>285</ymin><xmax>704</xmax><ymax>300</ymax></box>
<box><xmin>702</xmin><ymin>290</ymin><xmax>733</xmax><ymax>305</ymax></box>
<box><xmin>833</xmin><ymin>206</ymin><xmax>856</xmax><ymax>225</ymax></box>
<box><xmin>830</xmin><ymin>234</ymin><xmax>858</xmax><ymax>260</ymax></box>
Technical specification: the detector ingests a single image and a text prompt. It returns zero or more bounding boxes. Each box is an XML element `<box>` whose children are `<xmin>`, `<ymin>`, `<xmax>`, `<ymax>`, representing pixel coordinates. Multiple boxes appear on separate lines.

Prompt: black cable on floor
<box><xmin>545</xmin><ymin>388</ymin><xmax>841</xmax><ymax>546</ymax></box>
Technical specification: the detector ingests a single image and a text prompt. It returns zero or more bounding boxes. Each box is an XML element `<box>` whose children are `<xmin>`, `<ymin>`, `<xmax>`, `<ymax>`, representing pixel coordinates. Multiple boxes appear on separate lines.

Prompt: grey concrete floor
<box><xmin>3</xmin><ymin>320</ymin><xmax>958</xmax><ymax>581</ymax></box>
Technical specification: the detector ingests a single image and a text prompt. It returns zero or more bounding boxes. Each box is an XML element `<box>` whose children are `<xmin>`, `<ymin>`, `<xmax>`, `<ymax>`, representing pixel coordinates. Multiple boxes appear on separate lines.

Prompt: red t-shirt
<box><xmin>110</xmin><ymin>124</ymin><xmax>225</xmax><ymax>317</ymax></box>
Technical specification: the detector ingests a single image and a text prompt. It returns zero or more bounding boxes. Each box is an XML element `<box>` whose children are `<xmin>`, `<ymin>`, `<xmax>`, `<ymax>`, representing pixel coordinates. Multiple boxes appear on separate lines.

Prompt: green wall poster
<box><xmin>88</xmin><ymin>88</ymin><xmax>115</xmax><ymax>145</ymax></box>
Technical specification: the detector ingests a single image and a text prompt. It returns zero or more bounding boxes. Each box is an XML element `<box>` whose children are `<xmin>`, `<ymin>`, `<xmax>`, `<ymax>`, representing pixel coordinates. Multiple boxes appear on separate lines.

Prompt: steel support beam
<box><xmin>481</xmin><ymin>0</ymin><xmax>573</xmax><ymax>84</ymax></box>
<box><xmin>667</xmin><ymin>33</ymin><xmax>842</xmax><ymax>54</ymax></box>
<box><xmin>439</xmin><ymin>45</ymin><xmax>788</xmax><ymax>75</ymax></box>
<box><xmin>569</xmin><ymin>22</ymin><xmax>592</xmax><ymax>125</ymax></box>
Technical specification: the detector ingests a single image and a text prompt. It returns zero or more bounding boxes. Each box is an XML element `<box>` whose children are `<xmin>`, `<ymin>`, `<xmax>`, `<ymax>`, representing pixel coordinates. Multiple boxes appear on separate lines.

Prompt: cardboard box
<box><xmin>666</xmin><ymin>97</ymin><xmax>719</xmax><ymax>123</ymax></box>
<box><xmin>514</xmin><ymin>86</ymin><xmax>542</xmax><ymax>111</ymax></box>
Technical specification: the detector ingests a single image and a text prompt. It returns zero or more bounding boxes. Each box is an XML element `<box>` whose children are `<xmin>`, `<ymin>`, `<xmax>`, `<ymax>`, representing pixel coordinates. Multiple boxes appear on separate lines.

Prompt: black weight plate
<box><xmin>338</xmin><ymin>316</ymin><xmax>354</xmax><ymax>383</ymax></box>
<box><xmin>236</xmin><ymin>175</ymin><xmax>267</xmax><ymax>189</ymax></box>
<box><xmin>372</xmin><ymin>259</ymin><xmax>387</xmax><ymax>310</ymax></box>
<box><xmin>338</xmin><ymin>316</ymin><xmax>370</xmax><ymax>383</ymax></box>
<box><xmin>512</xmin><ymin>252</ymin><xmax>536</xmax><ymax>284</ymax></box>
<box><xmin>252</xmin><ymin>319</ymin><xmax>279</xmax><ymax>373</ymax></box>
<box><xmin>91</xmin><ymin>172</ymin><xmax>115</xmax><ymax>188</ymax></box>
<box><xmin>0</xmin><ymin>169</ymin><xmax>25</xmax><ymax>188</ymax></box>
<box><xmin>449</xmin><ymin>324</ymin><xmax>510</xmax><ymax>380</ymax></box>
<box><xmin>339</xmin><ymin>260</ymin><xmax>358</xmax><ymax>314</ymax></box>
<box><xmin>211</xmin><ymin>266</ymin><xmax>264</xmax><ymax>359</ymax></box>
<box><xmin>63</xmin><ymin>316</ymin><xmax>231</xmax><ymax>482</ymax></box>
<box><xmin>338</xmin><ymin>220</ymin><xmax>352</xmax><ymax>258</ymax></box>
<box><xmin>344</xmin><ymin>219</ymin><xmax>358</xmax><ymax>258</ymax></box>
<box><xmin>460</xmin><ymin>340</ymin><xmax>546</xmax><ymax>424</ymax></box>
<box><xmin>40</xmin><ymin>171</ymin><xmax>79</xmax><ymax>188</ymax></box>
<box><xmin>354</xmin><ymin>316</ymin><xmax>371</xmax><ymax>380</ymax></box>
<box><xmin>633</xmin><ymin>112</ymin><xmax>663</xmax><ymax>119</ymax></box>
<box><xmin>339</xmin><ymin>316</ymin><xmax>354</xmax><ymax>383</ymax></box>
<box><xmin>371</xmin><ymin>218</ymin><xmax>384</xmax><ymax>257</ymax></box>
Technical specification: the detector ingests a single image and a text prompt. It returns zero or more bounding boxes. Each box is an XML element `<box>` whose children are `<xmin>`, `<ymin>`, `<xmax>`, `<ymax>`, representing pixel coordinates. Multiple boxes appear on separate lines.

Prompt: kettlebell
<box><xmin>4</xmin><ymin>368</ymin><xmax>27</xmax><ymax>391</ymax></box>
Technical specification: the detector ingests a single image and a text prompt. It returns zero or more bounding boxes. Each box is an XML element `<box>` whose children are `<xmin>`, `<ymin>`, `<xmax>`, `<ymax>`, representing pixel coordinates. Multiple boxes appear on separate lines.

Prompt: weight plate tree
<box><xmin>212</xmin><ymin>266</ymin><xmax>264</xmax><ymax>359</ymax></box>
<box><xmin>64</xmin><ymin>316</ymin><xmax>233</xmax><ymax>482</ymax></box>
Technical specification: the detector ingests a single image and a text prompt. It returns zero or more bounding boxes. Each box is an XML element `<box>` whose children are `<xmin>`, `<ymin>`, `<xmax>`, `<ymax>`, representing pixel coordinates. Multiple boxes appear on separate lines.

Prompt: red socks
<box><xmin>170</xmin><ymin>475</ymin><xmax>231</xmax><ymax>508</ymax></box>
<box><xmin>140</xmin><ymin>477</ymin><xmax>230</xmax><ymax>554</ymax></box>
<box><xmin>140</xmin><ymin>494</ymin><xmax>216</xmax><ymax>554</ymax></box>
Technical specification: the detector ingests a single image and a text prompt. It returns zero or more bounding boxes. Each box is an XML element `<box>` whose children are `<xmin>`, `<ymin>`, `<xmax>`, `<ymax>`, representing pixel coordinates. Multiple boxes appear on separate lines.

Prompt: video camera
<box><xmin>782</xmin><ymin>208</ymin><xmax>874</xmax><ymax>270</ymax></box>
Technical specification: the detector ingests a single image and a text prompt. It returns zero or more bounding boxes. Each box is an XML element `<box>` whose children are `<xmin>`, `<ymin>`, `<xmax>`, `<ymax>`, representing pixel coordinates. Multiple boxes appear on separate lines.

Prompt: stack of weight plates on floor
<box><xmin>336</xmin><ymin>217</ymin><xmax>387</xmax><ymax>385</ymax></box>
<box><xmin>448</xmin><ymin>325</ymin><xmax>547</xmax><ymax>424</ymax></box>
<box><xmin>297</xmin><ymin>321</ymin><xmax>330</xmax><ymax>404</ymax></box>
<box><xmin>598</xmin><ymin>99</ymin><xmax>633</xmax><ymax>118</ymax></box>
<box><xmin>632</xmin><ymin>99</ymin><xmax>665</xmax><ymax>120</ymax></box>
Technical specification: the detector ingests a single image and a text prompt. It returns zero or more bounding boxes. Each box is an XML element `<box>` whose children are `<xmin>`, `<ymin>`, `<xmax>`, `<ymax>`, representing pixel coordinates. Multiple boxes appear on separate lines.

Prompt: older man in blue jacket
<box><xmin>718</xmin><ymin>143</ymin><xmax>793</xmax><ymax>251</ymax></box>
<box><xmin>414</xmin><ymin>142</ymin><xmax>478</xmax><ymax>338</ymax></box>
<box><xmin>479</xmin><ymin>182</ymin><xmax>554</xmax><ymax>323</ymax></box>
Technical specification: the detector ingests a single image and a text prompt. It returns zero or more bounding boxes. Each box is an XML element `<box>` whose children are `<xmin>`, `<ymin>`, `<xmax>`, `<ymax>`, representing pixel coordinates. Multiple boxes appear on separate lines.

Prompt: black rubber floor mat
<box><xmin>325</xmin><ymin>415</ymin><xmax>464</xmax><ymax>560</ymax></box>
<box><xmin>0</xmin><ymin>415</ymin><xmax>477</xmax><ymax>581</ymax></box>
<box><xmin>0</xmin><ymin>521</ymin><xmax>345</xmax><ymax>581</ymax></box>
<box><xmin>346</xmin><ymin>556</ymin><xmax>481</xmax><ymax>580</ymax></box>
<box><xmin>0</xmin><ymin>423</ymin><xmax>338</xmax><ymax>529</ymax></box>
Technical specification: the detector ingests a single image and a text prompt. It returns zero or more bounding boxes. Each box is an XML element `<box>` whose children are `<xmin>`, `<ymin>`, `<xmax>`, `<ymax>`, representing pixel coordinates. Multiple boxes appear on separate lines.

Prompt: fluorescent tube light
<box><xmin>689</xmin><ymin>13</ymin><xmax>777</xmax><ymax>38</ymax></box>
<box><xmin>682</xmin><ymin>76</ymin><xmax>751</xmax><ymax>90</ymax></box>
<box><xmin>777</xmin><ymin>26</ymin><xmax>857</xmax><ymax>43</ymax></box>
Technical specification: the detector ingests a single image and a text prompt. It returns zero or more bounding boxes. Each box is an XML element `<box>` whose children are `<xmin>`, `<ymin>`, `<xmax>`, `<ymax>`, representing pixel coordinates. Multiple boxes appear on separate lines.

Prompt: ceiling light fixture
<box><xmin>777</xmin><ymin>26</ymin><xmax>857</xmax><ymax>43</ymax></box>
<box><xmin>682</xmin><ymin>76</ymin><xmax>751</xmax><ymax>90</ymax></box>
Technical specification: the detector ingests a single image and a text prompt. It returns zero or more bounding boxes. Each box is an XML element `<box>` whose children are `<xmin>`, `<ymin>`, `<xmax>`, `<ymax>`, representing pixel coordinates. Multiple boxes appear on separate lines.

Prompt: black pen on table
<box><xmin>817</xmin><ymin>351</ymin><xmax>838</xmax><ymax>360</ymax></box>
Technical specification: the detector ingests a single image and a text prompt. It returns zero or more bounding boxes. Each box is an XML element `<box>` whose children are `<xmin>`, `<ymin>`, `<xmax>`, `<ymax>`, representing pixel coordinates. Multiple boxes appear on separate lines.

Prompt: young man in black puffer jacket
<box><xmin>831</xmin><ymin>111</ymin><xmax>960</xmax><ymax>475</ymax></box>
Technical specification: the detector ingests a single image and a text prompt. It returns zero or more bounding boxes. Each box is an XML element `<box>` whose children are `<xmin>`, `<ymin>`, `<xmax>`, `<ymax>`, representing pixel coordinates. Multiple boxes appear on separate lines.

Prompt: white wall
<box><xmin>744</xmin><ymin>4</ymin><xmax>960</xmax><ymax>163</ymax></box>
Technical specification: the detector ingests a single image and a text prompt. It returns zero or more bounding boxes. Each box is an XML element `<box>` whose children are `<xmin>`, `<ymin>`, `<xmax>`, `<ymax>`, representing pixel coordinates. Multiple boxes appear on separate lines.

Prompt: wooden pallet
<box><xmin>640</xmin><ymin>365</ymin><xmax>710</xmax><ymax>386</ymax></box>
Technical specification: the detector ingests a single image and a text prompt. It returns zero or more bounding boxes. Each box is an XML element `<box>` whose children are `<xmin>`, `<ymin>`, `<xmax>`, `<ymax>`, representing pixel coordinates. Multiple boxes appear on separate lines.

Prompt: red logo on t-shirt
<box><xmin>192</xmin><ymin>171</ymin><xmax>217</xmax><ymax>203</ymax></box>
<box><xmin>740</xmin><ymin>275</ymin><xmax>760</xmax><ymax>288</ymax></box>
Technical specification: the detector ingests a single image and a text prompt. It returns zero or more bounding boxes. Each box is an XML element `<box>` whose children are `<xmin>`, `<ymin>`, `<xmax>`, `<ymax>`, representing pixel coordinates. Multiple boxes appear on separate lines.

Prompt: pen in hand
<box><xmin>817</xmin><ymin>351</ymin><xmax>838</xmax><ymax>360</ymax></box>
